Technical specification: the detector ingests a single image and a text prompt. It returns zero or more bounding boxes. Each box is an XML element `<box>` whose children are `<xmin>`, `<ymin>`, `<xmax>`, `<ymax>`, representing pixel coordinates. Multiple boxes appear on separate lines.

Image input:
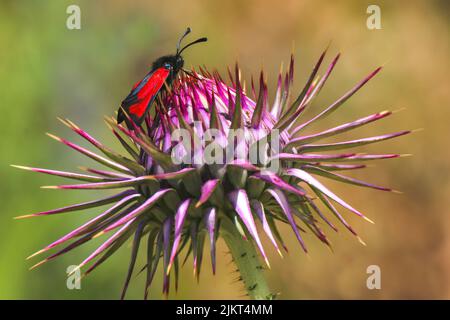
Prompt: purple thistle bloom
<box><xmin>15</xmin><ymin>50</ymin><xmax>409</xmax><ymax>299</ymax></box>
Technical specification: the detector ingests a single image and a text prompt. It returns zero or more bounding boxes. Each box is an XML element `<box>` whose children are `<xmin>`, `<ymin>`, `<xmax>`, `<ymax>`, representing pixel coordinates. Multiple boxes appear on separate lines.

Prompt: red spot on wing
<box><xmin>129</xmin><ymin>68</ymin><xmax>170</xmax><ymax>118</ymax></box>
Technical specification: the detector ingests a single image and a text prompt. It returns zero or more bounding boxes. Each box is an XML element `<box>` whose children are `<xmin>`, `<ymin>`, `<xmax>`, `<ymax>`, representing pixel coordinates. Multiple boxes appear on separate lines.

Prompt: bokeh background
<box><xmin>1</xmin><ymin>0</ymin><xmax>449</xmax><ymax>299</ymax></box>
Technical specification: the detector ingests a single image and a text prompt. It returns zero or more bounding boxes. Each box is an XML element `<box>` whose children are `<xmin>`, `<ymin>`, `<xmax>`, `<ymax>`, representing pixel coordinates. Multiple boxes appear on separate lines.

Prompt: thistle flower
<box><xmin>15</xmin><ymin>49</ymin><xmax>409</xmax><ymax>300</ymax></box>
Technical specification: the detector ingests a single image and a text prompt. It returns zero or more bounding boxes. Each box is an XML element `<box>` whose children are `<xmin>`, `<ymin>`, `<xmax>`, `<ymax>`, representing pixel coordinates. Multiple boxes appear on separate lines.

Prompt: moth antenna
<box><xmin>178</xmin><ymin>37</ymin><xmax>208</xmax><ymax>56</ymax></box>
<box><xmin>176</xmin><ymin>27</ymin><xmax>192</xmax><ymax>55</ymax></box>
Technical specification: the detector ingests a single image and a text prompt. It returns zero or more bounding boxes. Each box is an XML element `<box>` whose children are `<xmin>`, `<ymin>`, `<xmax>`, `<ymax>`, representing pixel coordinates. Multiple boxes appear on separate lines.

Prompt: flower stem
<box><xmin>221</xmin><ymin>218</ymin><xmax>274</xmax><ymax>300</ymax></box>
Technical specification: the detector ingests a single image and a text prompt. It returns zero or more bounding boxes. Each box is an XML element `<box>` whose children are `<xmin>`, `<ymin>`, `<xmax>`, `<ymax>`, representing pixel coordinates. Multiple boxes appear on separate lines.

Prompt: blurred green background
<box><xmin>1</xmin><ymin>0</ymin><xmax>449</xmax><ymax>299</ymax></box>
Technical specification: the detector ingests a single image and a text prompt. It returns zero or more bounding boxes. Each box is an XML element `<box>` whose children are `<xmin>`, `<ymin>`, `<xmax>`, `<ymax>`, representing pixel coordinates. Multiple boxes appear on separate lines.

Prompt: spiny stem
<box><xmin>221</xmin><ymin>217</ymin><xmax>275</xmax><ymax>300</ymax></box>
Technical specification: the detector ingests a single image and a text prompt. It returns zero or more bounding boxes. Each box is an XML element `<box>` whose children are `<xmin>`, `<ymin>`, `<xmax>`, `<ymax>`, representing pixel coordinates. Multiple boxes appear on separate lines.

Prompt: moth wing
<box><xmin>118</xmin><ymin>67</ymin><xmax>170</xmax><ymax>125</ymax></box>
